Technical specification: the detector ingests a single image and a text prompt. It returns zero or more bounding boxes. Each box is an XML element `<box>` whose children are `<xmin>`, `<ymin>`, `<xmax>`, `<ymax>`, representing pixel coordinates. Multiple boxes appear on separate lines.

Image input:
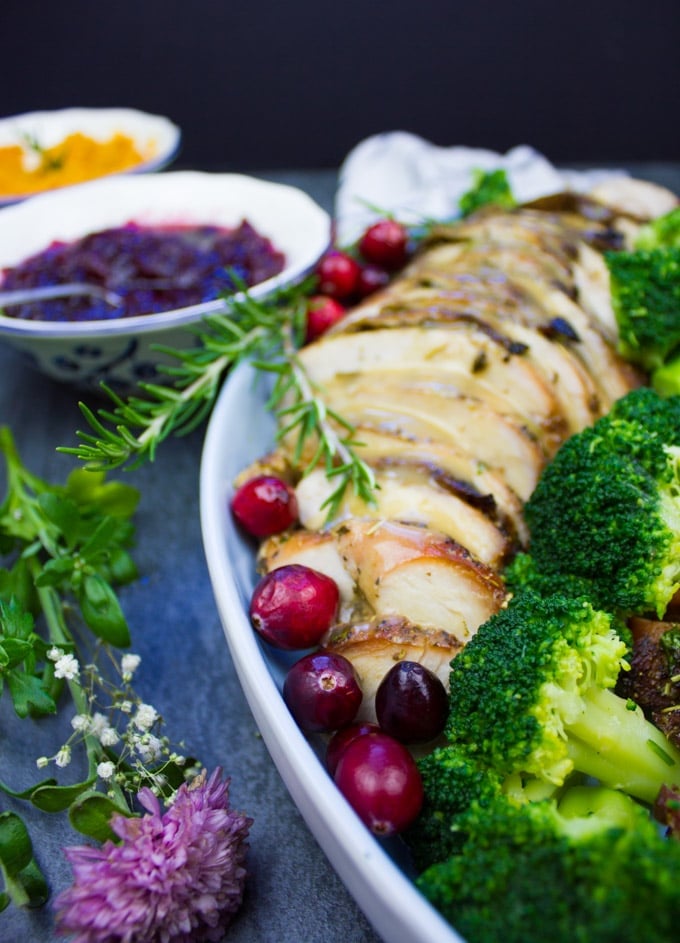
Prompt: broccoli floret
<box><xmin>417</xmin><ymin>784</ymin><xmax>680</xmax><ymax>943</ymax></box>
<box><xmin>608</xmin><ymin>233</ymin><xmax>680</xmax><ymax>392</ymax></box>
<box><xmin>445</xmin><ymin>591</ymin><xmax>680</xmax><ymax>803</ymax></box>
<box><xmin>504</xmin><ymin>550</ymin><xmax>601</xmax><ymax>602</ymax></box>
<box><xmin>458</xmin><ymin>168</ymin><xmax>516</xmax><ymax>218</ymax></box>
<box><xmin>606</xmin><ymin>245</ymin><xmax>680</xmax><ymax>371</ymax></box>
<box><xmin>524</xmin><ymin>389</ymin><xmax>680</xmax><ymax>618</ymax></box>
<box><xmin>651</xmin><ymin>353</ymin><xmax>680</xmax><ymax>397</ymax></box>
<box><xmin>407</xmin><ymin>744</ymin><xmax>558</xmax><ymax>873</ymax></box>
<box><xmin>603</xmin><ymin>385</ymin><xmax>680</xmax><ymax>471</ymax></box>
<box><xmin>405</xmin><ymin>749</ymin><xmax>503</xmax><ymax>871</ymax></box>
<box><xmin>503</xmin><ymin>553</ymin><xmax>633</xmax><ymax>648</ymax></box>
<box><xmin>635</xmin><ymin>206</ymin><xmax>680</xmax><ymax>250</ymax></box>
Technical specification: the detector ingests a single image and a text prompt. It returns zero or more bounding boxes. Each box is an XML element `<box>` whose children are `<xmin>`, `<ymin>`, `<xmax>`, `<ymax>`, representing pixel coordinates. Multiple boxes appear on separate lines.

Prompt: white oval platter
<box><xmin>199</xmin><ymin>360</ymin><xmax>465</xmax><ymax>943</ymax></box>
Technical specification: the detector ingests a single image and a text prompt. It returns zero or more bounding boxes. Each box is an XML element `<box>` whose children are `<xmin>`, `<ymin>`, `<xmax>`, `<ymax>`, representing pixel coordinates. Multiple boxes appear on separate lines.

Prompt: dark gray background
<box><xmin>0</xmin><ymin>0</ymin><xmax>678</xmax><ymax>170</ymax></box>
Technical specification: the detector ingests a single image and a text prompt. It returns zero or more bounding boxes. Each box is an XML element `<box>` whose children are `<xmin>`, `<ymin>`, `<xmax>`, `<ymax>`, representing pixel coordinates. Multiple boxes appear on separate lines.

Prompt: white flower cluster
<box><xmin>35</xmin><ymin>650</ymin><xmax>187</xmax><ymax>796</ymax></box>
<box><xmin>121</xmin><ymin>653</ymin><xmax>141</xmax><ymax>681</ymax></box>
<box><xmin>71</xmin><ymin>711</ymin><xmax>120</xmax><ymax>746</ymax></box>
<box><xmin>96</xmin><ymin>761</ymin><xmax>116</xmax><ymax>781</ymax></box>
<box><xmin>47</xmin><ymin>646</ymin><xmax>80</xmax><ymax>681</ymax></box>
<box><xmin>133</xmin><ymin>703</ymin><xmax>158</xmax><ymax>731</ymax></box>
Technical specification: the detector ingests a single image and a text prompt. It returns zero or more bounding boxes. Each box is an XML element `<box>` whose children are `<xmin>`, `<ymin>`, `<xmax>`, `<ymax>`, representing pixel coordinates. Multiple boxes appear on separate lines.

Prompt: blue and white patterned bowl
<box><xmin>0</xmin><ymin>171</ymin><xmax>331</xmax><ymax>393</ymax></box>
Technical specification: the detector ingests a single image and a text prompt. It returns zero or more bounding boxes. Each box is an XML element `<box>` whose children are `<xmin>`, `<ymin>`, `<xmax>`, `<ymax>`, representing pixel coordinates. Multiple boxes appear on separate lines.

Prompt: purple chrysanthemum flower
<box><xmin>54</xmin><ymin>769</ymin><xmax>253</xmax><ymax>943</ymax></box>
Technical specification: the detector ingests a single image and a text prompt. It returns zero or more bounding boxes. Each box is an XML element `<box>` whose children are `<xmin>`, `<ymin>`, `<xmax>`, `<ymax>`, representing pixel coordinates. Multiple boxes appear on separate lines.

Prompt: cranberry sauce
<box><xmin>1</xmin><ymin>220</ymin><xmax>286</xmax><ymax>322</ymax></box>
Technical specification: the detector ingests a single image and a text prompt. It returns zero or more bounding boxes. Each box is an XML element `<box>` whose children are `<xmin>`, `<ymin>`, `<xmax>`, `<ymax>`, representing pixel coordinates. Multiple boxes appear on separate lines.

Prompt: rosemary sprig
<box><xmin>260</xmin><ymin>330</ymin><xmax>377</xmax><ymax>519</ymax></box>
<box><xmin>60</xmin><ymin>281</ymin><xmax>378</xmax><ymax>515</ymax></box>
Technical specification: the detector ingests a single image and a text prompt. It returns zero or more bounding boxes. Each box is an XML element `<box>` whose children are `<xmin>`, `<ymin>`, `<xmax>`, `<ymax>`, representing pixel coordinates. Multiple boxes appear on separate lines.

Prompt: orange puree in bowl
<box><xmin>0</xmin><ymin>132</ymin><xmax>149</xmax><ymax>197</ymax></box>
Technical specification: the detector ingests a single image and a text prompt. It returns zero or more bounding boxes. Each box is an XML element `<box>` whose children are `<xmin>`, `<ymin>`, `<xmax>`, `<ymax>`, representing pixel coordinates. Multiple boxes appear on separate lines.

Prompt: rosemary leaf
<box><xmin>61</xmin><ymin>282</ymin><xmax>378</xmax><ymax>512</ymax></box>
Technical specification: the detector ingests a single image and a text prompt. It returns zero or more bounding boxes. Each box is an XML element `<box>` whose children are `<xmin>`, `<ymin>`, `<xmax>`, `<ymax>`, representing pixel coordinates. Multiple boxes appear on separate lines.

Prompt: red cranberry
<box><xmin>358</xmin><ymin>219</ymin><xmax>410</xmax><ymax>271</ymax></box>
<box><xmin>334</xmin><ymin>731</ymin><xmax>424</xmax><ymax>836</ymax></box>
<box><xmin>375</xmin><ymin>660</ymin><xmax>448</xmax><ymax>743</ymax></box>
<box><xmin>231</xmin><ymin>475</ymin><xmax>298</xmax><ymax>537</ymax></box>
<box><xmin>326</xmin><ymin>722</ymin><xmax>381</xmax><ymax>777</ymax></box>
<box><xmin>356</xmin><ymin>264</ymin><xmax>391</xmax><ymax>298</ymax></box>
<box><xmin>250</xmin><ymin>564</ymin><xmax>339</xmax><ymax>650</ymax></box>
<box><xmin>305</xmin><ymin>295</ymin><xmax>346</xmax><ymax>343</ymax></box>
<box><xmin>316</xmin><ymin>250</ymin><xmax>361</xmax><ymax>300</ymax></box>
<box><xmin>283</xmin><ymin>651</ymin><xmax>362</xmax><ymax>732</ymax></box>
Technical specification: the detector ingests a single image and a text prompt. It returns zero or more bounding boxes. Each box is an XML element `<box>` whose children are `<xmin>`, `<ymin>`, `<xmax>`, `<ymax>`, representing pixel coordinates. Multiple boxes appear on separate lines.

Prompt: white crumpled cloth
<box><xmin>335</xmin><ymin>131</ymin><xmax>625</xmax><ymax>244</ymax></box>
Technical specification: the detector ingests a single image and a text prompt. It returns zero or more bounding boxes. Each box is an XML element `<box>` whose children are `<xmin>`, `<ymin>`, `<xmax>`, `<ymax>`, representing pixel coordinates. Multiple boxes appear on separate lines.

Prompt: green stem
<box><xmin>29</xmin><ymin>561</ymin><xmax>130</xmax><ymax>810</ymax></box>
<box><xmin>135</xmin><ymin>348</ymin><xmax>235</xmax><ymax>452</ymax></box>
<box><xmin>566</xmin><ymin>686</ymin><xmax>680</xmax><ymax>804</ymax></box>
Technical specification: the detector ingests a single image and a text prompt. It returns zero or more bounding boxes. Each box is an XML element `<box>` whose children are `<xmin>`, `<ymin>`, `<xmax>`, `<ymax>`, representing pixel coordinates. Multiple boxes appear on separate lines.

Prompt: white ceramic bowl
<box><xmin>199</xmin><ymin>360</ymin><xmax>464</xmax><ymax>943</ymax></box>
<box><xmin>0</xmin><ymin>107</ymin><xmax>181</xmax><ymax>205</ymax></box>
<box><xmin>0</xmin><ymin>172</ymin><xmax>330</xmax><ymax>391</ymax></box>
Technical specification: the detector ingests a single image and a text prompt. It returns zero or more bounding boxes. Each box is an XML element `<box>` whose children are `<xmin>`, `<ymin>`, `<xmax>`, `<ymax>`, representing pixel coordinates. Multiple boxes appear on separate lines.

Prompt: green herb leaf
<box><xmin>34</xmin><ymin>556</ymin><xmax>75</xmax><ymax>588</ymax></box>
<box><xmin>78</xmin><ymin>573</ymin><xmax>131</xmax><ymax>647</ymax></box>
<box><xmin>68</xmin><ymin>791</ymin><xmax>132</xmax><ymax>842</ymax></box>
<box><xmin>0</xmin><ymin>560</ymin><xmax>36</xmax><ymax>613</ymax></box>
<box><xmin>0</xmin><ymin>637</ymin><xmax>34</xmax><ymax>668</ymax></box>
<box><xmin>65</xmin><ymin>467</ymin><xmax>139</xmax><ymax>518</ymax></box>
<box><xmin>37</xmin><ymin>492</ymin><xmax>82</xmax><ymax>548</ymax></box>
<box><xmin>0</xmin><ymin>597</ymin><xmax>35</xmax><ymax>642</ymax></box>
<box><xmin>0</xmin><ymin>811</ymin><xmax>33</xmax><ymax>876</ymax></box>
<box><xmin>0</xmin><ymin>814</ymin><xmax>48</xmax><ymax>909</ymax></box>
<box><xmin>79</xmin><ymin>516</ymin><xmax>129</xmax><ymax>563</ymax></box>
<box><xmin>6</xmin><ymin>670</ymin><xmax>56</xmax><ymax>718</ymax></box>
<box><xmin>29</xmin><ymin>779</ymin><xmax>95</xmax><ymax>813</ymax></box>
<box><xmin>0</xmin><ymin>778</ymin><xmax>58</xmax><ymax>800</ymax></box>
<box><xmin>9</xmin><ymin>858</ymin><xmax>48</xmax><ymax>909</ymax></box>
<box><xmin>459</xmin><ymin>168</ymin><xmax>516</xmax><ymax>218</ymax></box>
<box><xmin>105</xmin><ymin>547</ymin><xmax>138</xmax><ymax>586</ymax></box>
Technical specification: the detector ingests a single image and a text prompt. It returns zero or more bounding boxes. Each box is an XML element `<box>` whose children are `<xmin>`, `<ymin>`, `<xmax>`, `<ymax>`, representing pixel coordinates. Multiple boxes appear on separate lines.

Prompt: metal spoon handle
<box><xmin>0</xmin><ymin>283</ymin><xmax>122</xmax><ymax>308</ymax></box>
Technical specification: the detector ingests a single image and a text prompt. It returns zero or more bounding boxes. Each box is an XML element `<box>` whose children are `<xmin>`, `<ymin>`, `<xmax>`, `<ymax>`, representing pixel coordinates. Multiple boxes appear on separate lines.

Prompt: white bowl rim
<box><xmin>0</xmin><ymin>106</ymin><xmax>182</xmax><ymax>203</ymax></box>
<box><xmin>0</xmin><ymin>171</ymin><xmax>331</xmax><ymax>339</ymax></box>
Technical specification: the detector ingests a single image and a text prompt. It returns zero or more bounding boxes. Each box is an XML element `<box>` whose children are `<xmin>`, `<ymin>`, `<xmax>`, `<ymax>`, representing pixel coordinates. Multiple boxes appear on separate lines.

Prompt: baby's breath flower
<box><xmin>97</xmin><ymin>761</ymin><xmax>116</xmax><ymax>781</ymax></box>
<box><xmin>119</xmin><ymin>700</ymin><xmax>133</xmax><ymax>714</ymax></box>
<box><xmin>47</xmin><ymin>646</ymin><xmax>64</xmax><ymax>662</ymax></box>
<box><xmin>70</xmin><ymin>714</ymin><xmax>90</xmax><ymax>733</ymax></box>
<box><xmin>90</xmin><ymin>712</ymin><xmax>110</xmax><ymax>738</ymax></box>
<box><xmin>55</xmin><ymin>746</ymin><xmax>72</xmax><ymax>769</ymax></box>
<box><xmin>87</xmin><ymin>711</ymin><xmax>119</xmax><ymax>747</ymax></box>
<box><xmin>121</xmin><ymin>653</ymin><xmax>141</xmax><ymax>678</ymax></box>
<box><xmin>99</xmin><ymin>726</ymin><xmax>120</xmax><ymax>747</ymax></box>
<box><xmin>134</xmin><ymin>703</ymin><xmax>159</xmax><ymax>731</ymax></box>
<box><xmin>134</xmin><ymin>733</ymin><xmax>163</xmax><ymax>764</ymax></box>
<box><xmin>54</xmin><ymin>653</ymin><xmax>80</xmax><ymax>681</ymax></box>
<box><xmin>36</xmin><ymin>756</ymin><xmax>49</xmax><ymax>769</ymax></box>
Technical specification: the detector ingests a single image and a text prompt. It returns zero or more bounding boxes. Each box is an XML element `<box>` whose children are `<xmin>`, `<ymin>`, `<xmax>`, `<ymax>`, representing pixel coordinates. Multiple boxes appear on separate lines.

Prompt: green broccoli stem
<box><xmin>555</xmin><ymin>783</ymin><xmax>648</xmax><ymax>842</ymax></box>
<box><xmin>565</xmin><ymin>686</ymin><xmax>680</xmax><ymax>804</ymax></box>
